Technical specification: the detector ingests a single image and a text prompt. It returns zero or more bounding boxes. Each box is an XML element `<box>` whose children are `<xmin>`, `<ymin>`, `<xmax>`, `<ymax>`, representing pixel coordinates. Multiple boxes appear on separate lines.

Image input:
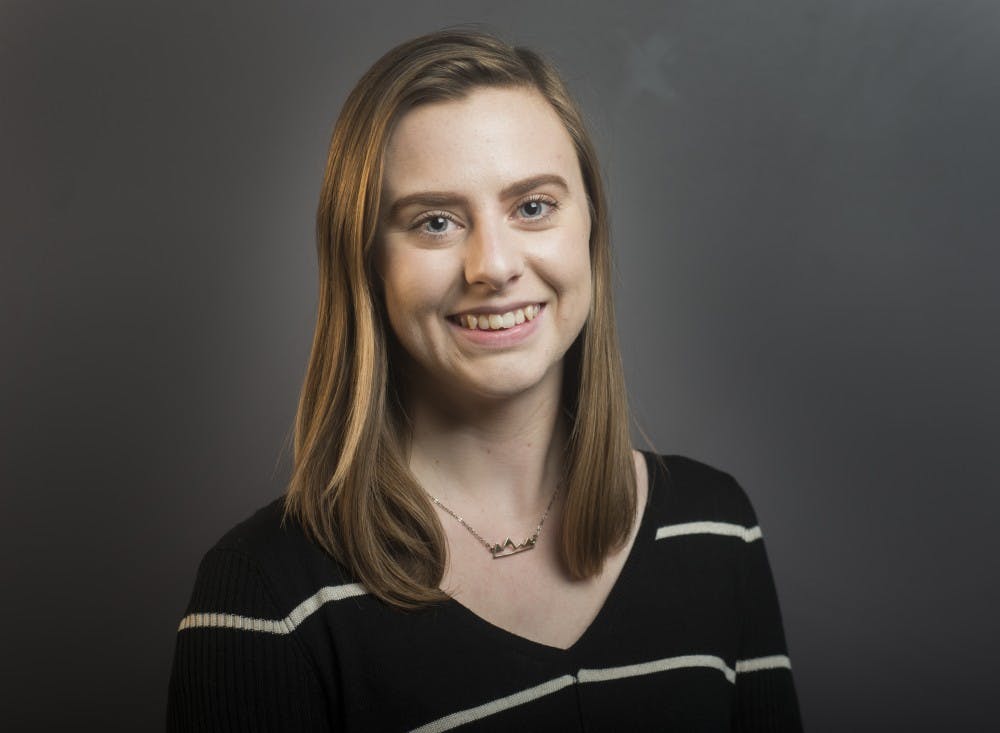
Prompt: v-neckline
<box><xmin>443</xmin><ymin>450</ymin><xmax>660</xmax><ymax>659</ymax></box>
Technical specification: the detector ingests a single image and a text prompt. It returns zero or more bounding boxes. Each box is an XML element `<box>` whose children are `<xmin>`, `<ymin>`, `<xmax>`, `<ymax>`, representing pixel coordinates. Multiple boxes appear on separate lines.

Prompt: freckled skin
<box><xmin>375</xmin><ymin>87</ymin><xmax>593</xmax><ymax>407</ymax></box>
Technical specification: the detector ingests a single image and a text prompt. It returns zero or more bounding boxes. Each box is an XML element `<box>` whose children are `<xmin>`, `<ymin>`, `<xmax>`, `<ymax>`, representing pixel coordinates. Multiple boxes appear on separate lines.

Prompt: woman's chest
<box><xmin>308</xmin><ymin>542</ymin><xmax>741</xmax><ymax>732</ymax></box>
<box><xmin>438</xmin><ymin>542</ymin><xmax>630</xmax><ymax>651</ymax></box>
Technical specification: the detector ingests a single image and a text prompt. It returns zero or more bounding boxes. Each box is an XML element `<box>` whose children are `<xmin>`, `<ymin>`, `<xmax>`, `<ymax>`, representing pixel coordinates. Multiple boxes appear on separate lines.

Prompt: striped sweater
<box><xmin>167</xmin><ymin>452</ymin><xmax>804</xmax><ymax>731</ymax></box>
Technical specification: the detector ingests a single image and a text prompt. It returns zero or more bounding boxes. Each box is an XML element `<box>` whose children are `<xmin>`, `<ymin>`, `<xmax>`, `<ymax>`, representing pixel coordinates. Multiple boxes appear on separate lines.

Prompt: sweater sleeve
<box><xmin>732</xmin><ymin>484</ymin><xmax>804</xmax><ymax>732</ymax></box>
<box><xmin>167</xmin><ymin>548</ymin><xmax>334</xmax><ymax>732</ymax></box>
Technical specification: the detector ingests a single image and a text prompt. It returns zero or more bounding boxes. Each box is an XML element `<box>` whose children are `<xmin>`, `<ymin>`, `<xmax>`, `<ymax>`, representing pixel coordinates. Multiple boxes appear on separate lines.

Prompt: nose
<box><xmin>463</xmin><ymin>219</ymin><xmax>524</xmax><ymax>291</ymax></box>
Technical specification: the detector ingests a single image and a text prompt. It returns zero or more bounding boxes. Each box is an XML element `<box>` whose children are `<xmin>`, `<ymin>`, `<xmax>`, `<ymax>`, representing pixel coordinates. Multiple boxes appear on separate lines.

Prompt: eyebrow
<box><xmin>384</xmin><ymin>173</ymin><xmax>570</xmax><ymax>221</ymax></box>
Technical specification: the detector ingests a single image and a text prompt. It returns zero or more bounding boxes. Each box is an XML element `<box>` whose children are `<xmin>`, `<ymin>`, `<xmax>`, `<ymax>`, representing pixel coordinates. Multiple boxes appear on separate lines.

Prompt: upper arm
<box><xmin>730</xmin><ymin>479</ymin><xmax>805</xmax><ymax>732</ymax></box>
<box><xmin>167</xmin><ymin>549</ymin><xmax>334</xmax><ymax>732</ymax></box>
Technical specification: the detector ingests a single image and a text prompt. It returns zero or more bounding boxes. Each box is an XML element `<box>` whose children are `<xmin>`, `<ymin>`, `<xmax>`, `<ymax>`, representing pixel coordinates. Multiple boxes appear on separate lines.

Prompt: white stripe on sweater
<box><xmin>408</xmin><ymin>654</ymin><xmax>791</xmax><ymax>732</ymax></box>
<box><xmin>579</xmin><ymin>653</ymin><xmax>739</xmax><ymax>685</ymax></box>
<box><xmin>655</xmin><ymin>521</ymin><xmax>762</xmax><ymax>543</ymax></box>
<box><xmin>409</xmin><ymin>675</ymin><xmax>577</xmax><ymax>733</ymax></box>
<box><xmin>176</xmin><ymin>582</ymin><xmax>367</xmax><ymax>634</ymax></box>
<box><xmin>735</xmin><ymin>654</ymin><xmax>792</xmax><ymax>673</ymax></box>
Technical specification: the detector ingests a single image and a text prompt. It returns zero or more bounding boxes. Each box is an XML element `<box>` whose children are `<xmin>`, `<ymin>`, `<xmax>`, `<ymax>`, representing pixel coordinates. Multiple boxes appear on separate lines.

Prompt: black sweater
<box><xmin>167</xmin><ymin>452</ymin><xmax>804</xmax><ymax>731</ymax></box>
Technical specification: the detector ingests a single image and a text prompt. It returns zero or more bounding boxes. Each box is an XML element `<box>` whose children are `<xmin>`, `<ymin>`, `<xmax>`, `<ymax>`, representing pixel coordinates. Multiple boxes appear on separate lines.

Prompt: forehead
<box><xmin>382</xmin><ymin>86</ymin><xmax>582</xmax><ymax>194</ymax></box>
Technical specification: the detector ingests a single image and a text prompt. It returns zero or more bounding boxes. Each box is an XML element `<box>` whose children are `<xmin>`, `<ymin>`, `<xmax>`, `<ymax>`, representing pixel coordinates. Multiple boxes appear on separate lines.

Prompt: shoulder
<box><xmin>211</xmin><ymin>495</ymin><xmax>304</xmax><ymax>560</ymax></box>
<box><xmin>169</xmin><ymin>499</ymin><xmax>338</xmax><ymax>729</ymax></box>
<box><xmin>641</xmin><ymin>451</ymin><xmax>759</xmax><ymax>529</ymax></box>
<box><xmin>185</xmin><ymin>496</ymin><xmax>352</xmax><ymax>618</ymax></box>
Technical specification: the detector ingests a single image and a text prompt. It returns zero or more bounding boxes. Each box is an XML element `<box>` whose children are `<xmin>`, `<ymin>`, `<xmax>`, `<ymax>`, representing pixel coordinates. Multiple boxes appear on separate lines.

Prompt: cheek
<box><xmin>565</xmin><ymin>227</ymin><xmax>594</xmax><ymax>298</ymax></box>
<box><xmin>383</xmin><ymin>280</ymin><xmax>422</xmax><ymax>335</ymax></box>
<box><xmin>567</xmin><ymin>209</ymin><xmax>593</xmax><ymax>281</ymax></box>
<box><xmin>544</xmin><ymin>236</ymin><xmax>592</xmax><ymax>330</ymax></box>
<box><xmin>381</xmin><ymin>254</ymin><xmax>450</xmax><ymax>334</ymax></box>
<box><xmin>566</xmin><ymin>231</ymin><xmax>594</xmax><ymax>329</ymax></box>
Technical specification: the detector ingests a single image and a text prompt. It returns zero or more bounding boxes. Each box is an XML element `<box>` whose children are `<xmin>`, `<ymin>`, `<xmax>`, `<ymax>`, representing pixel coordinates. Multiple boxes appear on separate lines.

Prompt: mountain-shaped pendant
<box><xmin>489</xmin><ymin>536</ymin><xmax>537</xmax><ymax>558</ymax></box>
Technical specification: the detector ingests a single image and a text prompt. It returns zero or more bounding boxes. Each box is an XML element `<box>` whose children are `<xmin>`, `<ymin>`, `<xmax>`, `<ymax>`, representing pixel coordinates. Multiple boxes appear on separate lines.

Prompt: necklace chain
<box><xmin>429</xmin><ymin>484</ymin><xmax>561</xmax><ymax>559</ymax></box>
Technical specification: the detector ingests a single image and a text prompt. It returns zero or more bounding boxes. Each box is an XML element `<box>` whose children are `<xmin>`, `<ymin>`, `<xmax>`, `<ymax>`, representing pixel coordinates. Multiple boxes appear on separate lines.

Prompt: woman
<box><xmin>168</xmin><ymin>29</ymin><xmax>803</xmax><ymax>731</ymax></box>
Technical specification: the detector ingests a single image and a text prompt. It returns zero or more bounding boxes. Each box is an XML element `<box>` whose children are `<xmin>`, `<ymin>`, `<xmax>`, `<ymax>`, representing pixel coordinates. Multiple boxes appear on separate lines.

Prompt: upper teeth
<box><xmin>457</xmin><ymin>304</ymin><xmax>541</xmax><ymax>330</ymax></box>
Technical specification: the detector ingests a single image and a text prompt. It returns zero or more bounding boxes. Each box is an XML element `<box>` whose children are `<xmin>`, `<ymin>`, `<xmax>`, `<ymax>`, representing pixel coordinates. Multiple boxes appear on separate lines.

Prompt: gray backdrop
<box><xmin>3</xmin><ymin>1</ymin><xmax>998</xmax><ymax>730</ymax></box>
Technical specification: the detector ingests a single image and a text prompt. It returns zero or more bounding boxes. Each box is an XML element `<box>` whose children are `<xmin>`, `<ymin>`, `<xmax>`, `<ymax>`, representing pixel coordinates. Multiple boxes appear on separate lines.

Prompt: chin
<box><xmin>458</xmin><ymin>363</ymin><xmax>561</xmax><ymax>402</ymax></box>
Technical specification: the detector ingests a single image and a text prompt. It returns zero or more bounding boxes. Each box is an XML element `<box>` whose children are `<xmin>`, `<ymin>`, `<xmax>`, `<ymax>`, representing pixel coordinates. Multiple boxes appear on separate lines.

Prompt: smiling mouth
<box><xmin>449</xmin><ymin>304</ymin><xmax>543</xmax><ymax>331</ymax></box>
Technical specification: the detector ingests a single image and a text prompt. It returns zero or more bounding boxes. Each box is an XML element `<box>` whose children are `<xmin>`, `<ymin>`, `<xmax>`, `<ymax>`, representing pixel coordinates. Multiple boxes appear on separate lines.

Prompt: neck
<box><xmin>403</xmin><ymin>365</ymin><xmax>569</xmax><ymax>521</ymax></box>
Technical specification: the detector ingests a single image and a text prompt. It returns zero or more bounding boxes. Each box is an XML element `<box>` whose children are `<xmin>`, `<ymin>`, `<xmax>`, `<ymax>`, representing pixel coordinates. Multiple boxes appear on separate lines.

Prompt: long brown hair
<box><xmin>284</xmin><ymin>29</ymin><xmax>636</xmax><ymax>610</ymax></box>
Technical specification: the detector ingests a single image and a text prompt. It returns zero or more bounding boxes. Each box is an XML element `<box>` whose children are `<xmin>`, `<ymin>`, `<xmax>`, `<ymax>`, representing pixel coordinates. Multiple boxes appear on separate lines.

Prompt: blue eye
<box><xmin>425</xmin><ymin>216</ymin><xmax>449</xmax><ymax>233</ymax></box>
<box><xmin>521</xmin><ymin>201</ymin><xmax>543</xmax><ymax>217</ymax></box>
<box><xmin>518</xmin><ymin>197</ymin><xmax>556</xmax><ymax>220</ymax></box>
<box><xmin>415</xmin><ymin>213</ymin><xmax>456</xmax><ymax>236</ymax></box>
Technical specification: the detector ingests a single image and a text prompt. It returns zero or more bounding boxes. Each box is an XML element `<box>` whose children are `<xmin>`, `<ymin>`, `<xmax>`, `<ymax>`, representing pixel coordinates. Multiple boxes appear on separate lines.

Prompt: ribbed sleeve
<box><xmin>733</xmin><ymin>489</ymin><xmax>804</xmax><ymax>732</ymax></box>
<box><xmin>166</xmin><ymin>549</ymin><xmax>333</xmax><ymax>732</ymax></box>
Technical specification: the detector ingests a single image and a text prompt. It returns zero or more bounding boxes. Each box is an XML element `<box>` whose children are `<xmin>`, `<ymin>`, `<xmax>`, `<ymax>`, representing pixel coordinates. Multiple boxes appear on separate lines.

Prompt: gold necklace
<box><xmin>429</xmin><ymin>485</ymin><xmax>560</xmax><ymax>558</ymax></box>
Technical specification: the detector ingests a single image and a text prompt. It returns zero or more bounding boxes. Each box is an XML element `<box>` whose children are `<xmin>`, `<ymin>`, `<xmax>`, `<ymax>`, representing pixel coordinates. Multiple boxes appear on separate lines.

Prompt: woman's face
<box><xmin>376</xmin><ymin>85</ymin><xmax>592</xmax><ymax>404</ymax></box>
